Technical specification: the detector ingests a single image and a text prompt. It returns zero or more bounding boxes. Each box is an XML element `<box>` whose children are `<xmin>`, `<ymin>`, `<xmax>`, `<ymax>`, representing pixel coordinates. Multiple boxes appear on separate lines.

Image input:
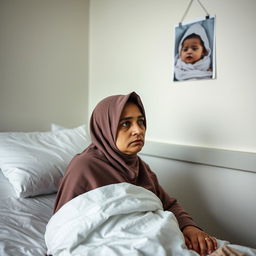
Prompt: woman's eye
<box><xmin>138</xmin><ymin>119</ymin><xmax>145</xmax><ymax>126</ymax></box>
<box><xmin>120</xmin><ymin>121</ymin><xmax>130</xmax><ymax>128</ymax></box>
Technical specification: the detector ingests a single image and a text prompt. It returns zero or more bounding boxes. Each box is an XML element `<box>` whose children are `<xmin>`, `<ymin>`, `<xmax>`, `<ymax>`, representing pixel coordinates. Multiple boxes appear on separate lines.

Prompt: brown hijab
<box><xmin>54</xmin><ymin>92</ymin><xmax>149</xmax><ymax>212</ymax></box>
<box><xmin>87</xmin><ymin>91</ymin><xmax>146</xmax><ymax>180</ymax></box>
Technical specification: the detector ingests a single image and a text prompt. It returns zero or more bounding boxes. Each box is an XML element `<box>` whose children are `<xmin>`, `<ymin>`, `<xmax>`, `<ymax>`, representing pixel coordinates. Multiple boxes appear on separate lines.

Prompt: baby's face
<box><xmin>180</xmin><ymin>38</ymin><xmax>205</xmax><ymax>64</ymax></box>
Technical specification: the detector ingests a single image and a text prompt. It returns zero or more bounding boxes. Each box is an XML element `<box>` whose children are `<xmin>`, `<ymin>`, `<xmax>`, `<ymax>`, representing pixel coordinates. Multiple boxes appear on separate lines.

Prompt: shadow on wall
<box><xmin>140</xmin><ymin>154</ymin><xmax>255</xmax><ymax>248</ymax></box>
<box><xmin>174</xmin><ymin>169</ymin><xmax>233</xmax><ymax>242</ymax></box>
<box><xmin>186</xmin><ymin>166</ymin><xmax>256</xmax><ymax>248</ymax></box>
<box><xmin>154</xmin><ymin>162</ymin><xmax>231</xmax><ymax>240</ymax></box>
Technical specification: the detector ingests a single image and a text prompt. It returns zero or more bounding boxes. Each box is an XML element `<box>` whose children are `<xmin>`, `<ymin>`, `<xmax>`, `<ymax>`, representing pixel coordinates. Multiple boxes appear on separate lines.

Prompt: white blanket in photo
<box><xmin>45</xmin><ymin>183</ymin><xmax>256</xmax><ymax>256</ymax></box>
<box><xmin>174</xmin><ymin>56</ymin><xmax>213</xmax><ymax>81</ymax></box>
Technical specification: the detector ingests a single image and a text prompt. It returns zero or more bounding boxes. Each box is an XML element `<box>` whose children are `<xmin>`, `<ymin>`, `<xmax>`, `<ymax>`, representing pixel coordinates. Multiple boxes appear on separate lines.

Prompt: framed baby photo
<box><xmin>173</xmin><ymin>16</ymin><xmax>216</xmax><ymax>82</ymax></box>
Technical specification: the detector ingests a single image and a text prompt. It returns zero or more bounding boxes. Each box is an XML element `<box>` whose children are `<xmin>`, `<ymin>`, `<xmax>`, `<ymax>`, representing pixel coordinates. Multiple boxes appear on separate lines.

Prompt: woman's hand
<box><xmin>182</xmin><ymin>225</ymin><xmax>218</xmax><ymax>256</ymax></box>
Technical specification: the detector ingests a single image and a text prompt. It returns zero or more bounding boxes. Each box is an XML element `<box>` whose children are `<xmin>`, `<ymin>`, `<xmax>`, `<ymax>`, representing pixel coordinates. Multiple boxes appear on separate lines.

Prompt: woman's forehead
<box><xmin>120</xmin><ymin>103</ymin><xmax>143</xmax><ymax>117</ymax></box>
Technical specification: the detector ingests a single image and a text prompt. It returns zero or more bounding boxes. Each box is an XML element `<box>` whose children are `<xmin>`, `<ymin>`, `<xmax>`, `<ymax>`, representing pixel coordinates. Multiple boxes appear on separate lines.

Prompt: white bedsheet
<box><xmin>0</xmin><ymin>170</ymin><xmax>16</xmax><ymax>200</ymax></box>
<box><xmin>0</xmin><ymin>194</ymin><xmax>56</xmax><ymax>256</ymax></box>
<box><xmin>45</xmin><ymin>183</ymin><xmax>256</xmax><ymax>256</ymax></box>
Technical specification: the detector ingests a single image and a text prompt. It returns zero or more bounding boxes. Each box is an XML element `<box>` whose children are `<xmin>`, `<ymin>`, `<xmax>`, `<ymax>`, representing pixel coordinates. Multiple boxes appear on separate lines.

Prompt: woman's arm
<box><xmin>149</xmin><ymin>170</ymin><xmax>217</xmax><ymax>255</ymax></box>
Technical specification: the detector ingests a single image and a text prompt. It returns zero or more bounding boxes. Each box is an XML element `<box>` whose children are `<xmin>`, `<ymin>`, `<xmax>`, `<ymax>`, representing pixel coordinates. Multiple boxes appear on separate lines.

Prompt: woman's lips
<box><xmin>130</xmin><ymin>139</ymin><xmax>144</xmax><ymax>146</ymax></box>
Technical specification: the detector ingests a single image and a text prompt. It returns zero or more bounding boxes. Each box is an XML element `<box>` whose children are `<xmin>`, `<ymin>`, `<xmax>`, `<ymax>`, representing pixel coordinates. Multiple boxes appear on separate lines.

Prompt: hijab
<box><xmin>54</xmin><ymin>92</ymin><xmax>149</xmax><ymax>213</ymax></box>
<box><xmin>86</xmin><ymin>91</ymin><xmax>146</xmax><ymax>180</ymax></box>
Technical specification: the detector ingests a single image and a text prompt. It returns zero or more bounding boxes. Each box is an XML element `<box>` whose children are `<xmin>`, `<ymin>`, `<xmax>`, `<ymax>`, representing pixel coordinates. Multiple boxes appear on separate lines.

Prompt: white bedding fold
<box><xmin>45</xmin><ymin>183</ymin><xmax>198</xmax><ymax>256</ymax></box>
<box><xmin>0</xmin><ymin>194</ymin><xmax>56</xmax><ymax>256</ymax></box>
<box><xmin>45</xmin><ymin>183</ymin><xmax>256</xmax><ymax>256</ymax></box>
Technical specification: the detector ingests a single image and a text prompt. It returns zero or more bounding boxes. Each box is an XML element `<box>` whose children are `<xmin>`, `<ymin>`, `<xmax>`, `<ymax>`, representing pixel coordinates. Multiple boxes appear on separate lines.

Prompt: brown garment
<box><xmin>54</xmin><ymin>92</ymin><xmax>198</xmax><ymax>230</ymax></box>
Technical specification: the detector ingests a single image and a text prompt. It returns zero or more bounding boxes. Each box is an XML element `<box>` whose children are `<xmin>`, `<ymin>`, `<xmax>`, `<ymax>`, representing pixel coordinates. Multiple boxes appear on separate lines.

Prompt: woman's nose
<box><xmin>131</xmin><ymin>124</ymin><xmax>143</xmax><ymax>135</ymax></box>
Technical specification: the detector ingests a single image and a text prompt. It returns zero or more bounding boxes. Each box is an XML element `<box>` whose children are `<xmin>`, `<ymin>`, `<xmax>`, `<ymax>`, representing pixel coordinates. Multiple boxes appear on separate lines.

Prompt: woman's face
<box><xmin>180</xmin><ymin>37</ymin><xmax>205</xmax><ymax>64</ymax></box>
<box><xmin>116</xmin><ymin>102</ymin><xmax>146</xmax><ymax>155</ymax></box>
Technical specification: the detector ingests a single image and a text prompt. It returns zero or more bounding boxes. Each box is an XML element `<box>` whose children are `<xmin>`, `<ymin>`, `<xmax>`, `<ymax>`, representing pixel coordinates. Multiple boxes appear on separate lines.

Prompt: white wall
<box><xmin>89</xmin><ymin>0</ymin><xmax>256</xmax><ymax>153</ymax></box>
<box><xmin>0</xmin><ymin>0</ymin><xmax>89</xmax><ymax>132</ymax></box>
<box><xmin>89</xmin><ymin>0</ymin><xmax>256</xmax><ymax>248</ymax></box>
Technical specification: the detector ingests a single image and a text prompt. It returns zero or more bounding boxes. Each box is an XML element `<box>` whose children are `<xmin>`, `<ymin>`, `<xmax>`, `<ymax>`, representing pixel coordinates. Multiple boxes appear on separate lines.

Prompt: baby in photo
<box><xmin>174</xmin><ymin>23</ymin><xmax>213</xmax><ymax>81</ymax></box>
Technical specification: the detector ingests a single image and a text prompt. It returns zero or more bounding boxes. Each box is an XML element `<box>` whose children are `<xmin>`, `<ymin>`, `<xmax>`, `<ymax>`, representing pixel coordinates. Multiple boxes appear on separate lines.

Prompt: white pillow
<box><xmin>51</xmin><ymin>123</ymin><xmax>66</xmax><ymax>131</ymax></box>
<box><xmin>0</xmin><ymin>125</ymin><xmax>90</xmax><ymax>197</ymax></box>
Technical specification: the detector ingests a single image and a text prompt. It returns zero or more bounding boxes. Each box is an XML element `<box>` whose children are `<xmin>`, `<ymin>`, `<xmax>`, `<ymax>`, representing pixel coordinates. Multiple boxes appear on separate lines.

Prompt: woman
<box><xmin>54</xmin><ymin>92</ymin><xmax>217</xmax><ymax>256</ymax></box>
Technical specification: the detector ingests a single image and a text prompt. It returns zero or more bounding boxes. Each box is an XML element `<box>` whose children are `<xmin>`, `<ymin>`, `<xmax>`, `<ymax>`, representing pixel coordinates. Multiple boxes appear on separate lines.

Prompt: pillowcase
<box><xmin>51</xmin><ymin>123</ymin><xmax>66</xmax><ymax>131</ymax></box>
<box><xmin>0</xmin><ymin>125</ymin><xmax>90</xmax><ymax>198</ymax></box>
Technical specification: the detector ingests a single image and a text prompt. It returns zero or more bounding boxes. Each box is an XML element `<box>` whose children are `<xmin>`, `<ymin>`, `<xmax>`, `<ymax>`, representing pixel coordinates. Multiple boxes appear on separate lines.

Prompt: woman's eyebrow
<box><xmin>119</xmin><ymin>115</ymin><xmax>144</xmax><ymax>122</ymax></box>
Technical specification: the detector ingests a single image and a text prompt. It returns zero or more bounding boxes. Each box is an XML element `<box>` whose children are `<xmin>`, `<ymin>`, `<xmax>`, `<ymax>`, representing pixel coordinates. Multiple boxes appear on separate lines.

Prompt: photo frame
<box><xmin>173</xmin><ymin>16</ymin><xmax>216</xmax><ymax>82</ymax></box>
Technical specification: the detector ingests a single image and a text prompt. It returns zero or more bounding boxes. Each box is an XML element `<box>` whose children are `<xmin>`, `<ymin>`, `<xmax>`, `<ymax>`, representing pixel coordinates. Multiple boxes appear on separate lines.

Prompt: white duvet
<box><xmin>45</xmin><ymin>183</ymin><xmax>256</xmax><ymax>256</ymax></box>
<box><xmin>45</xmin><ymin>183</ymin><xmax>196</xmax><ymax>256</ymax></box>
